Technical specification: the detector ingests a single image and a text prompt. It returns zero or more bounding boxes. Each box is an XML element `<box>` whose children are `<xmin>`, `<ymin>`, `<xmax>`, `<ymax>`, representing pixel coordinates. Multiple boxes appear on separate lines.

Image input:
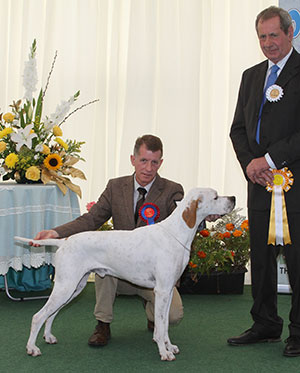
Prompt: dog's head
<box><xmin>181</xmin><ymin>188</ymin><xmax>235</xmax><ymax>229</ymax></box>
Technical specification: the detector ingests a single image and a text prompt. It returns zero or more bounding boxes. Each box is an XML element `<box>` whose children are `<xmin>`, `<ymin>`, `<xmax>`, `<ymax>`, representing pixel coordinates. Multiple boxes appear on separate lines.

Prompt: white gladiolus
<box><xmin>23</xmin><ymin>55</ymin><xmax>38</xmax><ymax>102</ymax></box>
<box><xmin>44</xmin><ymin>96</ymin><xmax>76</xmax><ymax>131</ymax></box>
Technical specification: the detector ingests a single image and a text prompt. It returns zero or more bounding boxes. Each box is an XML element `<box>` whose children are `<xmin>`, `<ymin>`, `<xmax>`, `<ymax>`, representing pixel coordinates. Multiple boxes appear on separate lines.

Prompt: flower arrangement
<box><xmin>0</xmin><ymin>39</ymin><xmax>98</xmax><ymax>197</ymax></box>
<box><xmin>187</xmin><ymin>209</ymin><xmax>250</xmax><ymax>278</ymax></box>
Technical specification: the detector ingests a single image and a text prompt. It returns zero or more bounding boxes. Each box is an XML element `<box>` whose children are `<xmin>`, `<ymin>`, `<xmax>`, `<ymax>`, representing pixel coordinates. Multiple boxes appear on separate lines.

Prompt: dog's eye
<box><xmin>214</xmin><ymin>196</ymin><xmax>218</xmax><ymax>200</ymax></box>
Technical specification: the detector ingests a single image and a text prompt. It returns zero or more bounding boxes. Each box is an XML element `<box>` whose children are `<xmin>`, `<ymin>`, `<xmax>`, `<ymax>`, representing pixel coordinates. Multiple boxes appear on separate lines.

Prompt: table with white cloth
<box><xmin>0</xmin><ymin>182</ymin><xmax>80</xmax><ymax>293</ymax></box>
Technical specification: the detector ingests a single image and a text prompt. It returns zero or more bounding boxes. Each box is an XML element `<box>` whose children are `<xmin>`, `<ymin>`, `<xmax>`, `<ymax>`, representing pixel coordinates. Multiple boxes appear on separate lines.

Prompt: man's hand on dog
<box><xmin>30</xmin><ymin>230</ymin><xmax>59</xmax><ymax>247</ymax></box>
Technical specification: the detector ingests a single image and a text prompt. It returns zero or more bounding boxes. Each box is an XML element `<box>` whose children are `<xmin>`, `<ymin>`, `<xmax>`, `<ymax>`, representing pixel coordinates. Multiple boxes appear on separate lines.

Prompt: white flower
<box><xmin>35</xmin><ymin>144</ymin><xmax>44</xmax><ymax>152</ymax></box>
<box><xmin>0</xmin><ymin>167</ymin><xmax>5</xmax><ymax>175</ymax></box>
<box><xmin>11</xmin><ymin>124</ymin><xmax>37</xmax><ymax>151</ymax></box>
<box><xmin>23</xmin><ymin>55</ymin><xmax>38</xmax><ymax>102</ymax></box>
<box><xmin>43</xmin><ymin>95</ymin><xmax>76</xmax><ymax>131</ymax></box>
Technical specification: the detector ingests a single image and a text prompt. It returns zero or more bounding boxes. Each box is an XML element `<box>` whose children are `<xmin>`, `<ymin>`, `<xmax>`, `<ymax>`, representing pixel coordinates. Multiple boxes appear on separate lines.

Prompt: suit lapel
<box><xmin>275</xmin><ymin>49</ymin><xmax>300</xmax><ymax>88</ymax></box>
<box><xmin>145</xmin><ymin>174</ymin><xmax>163</xmax><ymax>203</ymax></box>
<box><xmin>255</xmin><ymin>62</ymin><xmax>268</xmax><ymax>109</ymax></box>
<box><xmin>249</xmin><ymin>61</ymin><xmax>268</xmax><ymax>141</ymax></box>
<box><xmin>122</xmin><ymin>175</ymin><xmax>135</xmax><ymax>226</ymax></box>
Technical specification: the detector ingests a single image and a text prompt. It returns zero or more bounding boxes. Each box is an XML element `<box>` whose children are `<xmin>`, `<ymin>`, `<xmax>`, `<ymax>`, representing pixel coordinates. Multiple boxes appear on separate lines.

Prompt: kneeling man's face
<box><xmin>130</xmin><ymin>144</ymin><xmax>163</xmax><ymax>186</ymax></box>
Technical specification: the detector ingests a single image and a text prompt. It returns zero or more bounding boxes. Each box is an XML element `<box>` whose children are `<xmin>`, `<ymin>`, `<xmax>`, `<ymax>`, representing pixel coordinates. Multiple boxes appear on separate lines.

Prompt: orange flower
<box><xmin>223</xmin><ymin>231</ymin><xmax>231</xmax><ymax>238</ymax></box>
<box><xmin>189</xmin><ymin>261</ymin><xmax>197</xmax><ymax>268</ymax></box>
<box><xmin>226</xmin><ymin>223</ymin><xmax>235</xmax><ymax>231</ymax></box>
<box><xmin>200</xmin><ymin>229</ymin><xmax>210</xmax><ymax>237</ymax></box>
<box><xmin>214</xmin><ymin>232</ymin><xmax>223</xmax><ymax>239</ymax></box>
<box><xmin>233</xmin><ymin>229</ymin><xmax>243</xmax><ymax>237</ymax></box>
<box><xmin>197</xmin><ymin>250</ymin><xmax>206</xmax><ymax>258</ymax></box>
<box><xmin>241</xmin><ymin>220</ymin><xmax>249</xmax><ymax>231</ymax></box>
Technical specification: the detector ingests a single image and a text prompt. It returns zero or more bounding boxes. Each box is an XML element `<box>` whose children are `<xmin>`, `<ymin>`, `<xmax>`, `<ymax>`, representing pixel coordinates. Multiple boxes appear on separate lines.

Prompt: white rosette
<box><xmin>266</xmin><ymin>84</ymin><xmax>283</xmax><ymax>103</ymax></box>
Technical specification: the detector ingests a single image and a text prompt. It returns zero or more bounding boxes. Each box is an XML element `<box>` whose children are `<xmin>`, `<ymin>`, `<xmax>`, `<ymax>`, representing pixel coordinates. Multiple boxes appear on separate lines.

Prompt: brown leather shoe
<box><xmin>147</xmin><ymin>319</ymin><xmax>154</xmax><ymax>332</ymax></box>
<box><xmin>88</xmin><ymin>321</ymin><xmax>111</xmax><ymax>347</ymax></box>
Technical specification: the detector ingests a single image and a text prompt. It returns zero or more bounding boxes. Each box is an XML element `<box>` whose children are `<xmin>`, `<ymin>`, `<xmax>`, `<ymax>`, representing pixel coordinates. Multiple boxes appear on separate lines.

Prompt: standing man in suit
<box><xmin>229</xmin><ymin>6</ymin><xmax>300</xmax><ymax>357</ymax></box>
<box><xmin>33</xmin><ymin>134</ymin><xmax>184</xmax><ymax>347</ymax></box>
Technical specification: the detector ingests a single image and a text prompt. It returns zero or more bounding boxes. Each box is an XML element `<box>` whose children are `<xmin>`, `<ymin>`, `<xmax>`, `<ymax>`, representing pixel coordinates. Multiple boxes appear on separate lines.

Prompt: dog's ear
<box><xmin>182</xmin><ymin>197</ymin><xmax>201</xmax><ymax>228</ymax></box>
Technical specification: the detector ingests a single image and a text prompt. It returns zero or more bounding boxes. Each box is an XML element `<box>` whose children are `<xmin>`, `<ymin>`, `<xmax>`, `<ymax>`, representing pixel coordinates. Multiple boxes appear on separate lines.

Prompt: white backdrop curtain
<box><xmin>0</xmin><ymin>0</ymin><xmax>276</xmax><ymax>213</ymax></box>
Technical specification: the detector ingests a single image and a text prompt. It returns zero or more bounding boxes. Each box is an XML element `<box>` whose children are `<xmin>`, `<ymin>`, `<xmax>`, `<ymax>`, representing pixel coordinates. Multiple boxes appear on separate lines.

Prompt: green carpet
<box><xmin>0</xmin><ymin>284</ymin><xmax>299</xmax><ymax>372</ymax></box>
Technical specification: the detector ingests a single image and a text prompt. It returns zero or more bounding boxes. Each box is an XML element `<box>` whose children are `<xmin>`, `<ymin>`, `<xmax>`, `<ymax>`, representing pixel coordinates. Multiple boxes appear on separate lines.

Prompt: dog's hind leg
<box><xmin>26</xmin><ymin>274</ymin><xmax>89</xmax><ymax>356</ymax></box>
<box><xmin>43</xmin><ymin>273</ymin><xmax>90</xmax><ymax>345</ymax></box>
<box><xmin>153</xmin><ymin>287</ymin><xmax>179</xmax><ymax>361</ymax></box>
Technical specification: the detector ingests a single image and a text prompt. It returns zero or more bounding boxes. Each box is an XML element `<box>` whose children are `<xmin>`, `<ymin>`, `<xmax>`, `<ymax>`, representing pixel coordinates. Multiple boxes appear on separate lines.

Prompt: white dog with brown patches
<box><xmin>15</xmin><ymin>187</ymin><xmax>235</xmax><ymax>361</ymax></box>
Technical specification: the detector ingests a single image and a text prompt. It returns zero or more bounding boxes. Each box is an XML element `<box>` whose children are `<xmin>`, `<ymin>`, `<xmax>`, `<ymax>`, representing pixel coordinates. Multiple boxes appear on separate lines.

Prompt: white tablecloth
<box><xmin>0</xmin><ymin>182</ymin><xmax>80</xmax><ymax>275</ymax></box>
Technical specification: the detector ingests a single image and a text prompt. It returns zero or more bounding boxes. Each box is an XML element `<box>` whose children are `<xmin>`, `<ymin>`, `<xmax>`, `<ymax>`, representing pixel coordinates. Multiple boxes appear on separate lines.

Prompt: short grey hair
<box><xmin>255</xmin><ymin>6</ymin><xmax>293</xmax><ymax>35</ymax></box>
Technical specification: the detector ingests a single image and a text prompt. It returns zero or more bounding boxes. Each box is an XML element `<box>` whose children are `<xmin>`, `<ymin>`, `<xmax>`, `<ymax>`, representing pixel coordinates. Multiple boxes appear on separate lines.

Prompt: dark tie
<box><xmin>135</xmin><ymin>187</ymin><xmax>147</xmax><ymax>224</ymax></box>
<box><xmin>256</xmin><ymin>64</ymin><xmax>279</xmax><ymax>144</ymax></box>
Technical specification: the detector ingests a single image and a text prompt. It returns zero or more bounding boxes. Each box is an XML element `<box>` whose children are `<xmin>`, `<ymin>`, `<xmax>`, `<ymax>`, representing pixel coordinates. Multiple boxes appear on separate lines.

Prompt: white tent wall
<box><xmin>0</xmin><ymin>0</ymin><xmax>276</xmax><ymax>215</ymax></box>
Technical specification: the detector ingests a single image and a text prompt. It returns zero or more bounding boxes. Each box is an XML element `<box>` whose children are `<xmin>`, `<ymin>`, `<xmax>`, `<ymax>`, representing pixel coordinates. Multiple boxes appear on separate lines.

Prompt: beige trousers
<box><xmin>94</xmin><ymin>274</ymin><xmax>184</xmax><ymax>324</ymax></box>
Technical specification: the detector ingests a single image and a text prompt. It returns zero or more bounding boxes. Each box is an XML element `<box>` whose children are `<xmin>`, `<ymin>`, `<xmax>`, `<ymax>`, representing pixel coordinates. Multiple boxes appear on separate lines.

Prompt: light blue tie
<box><xmin>256</xmin><ymin>64</ymin><xmax>279</xmax><ymax>144</ymax></box>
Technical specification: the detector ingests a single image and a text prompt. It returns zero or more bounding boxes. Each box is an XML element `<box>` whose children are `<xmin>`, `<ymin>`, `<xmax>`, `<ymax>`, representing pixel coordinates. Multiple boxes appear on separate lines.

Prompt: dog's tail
<box><xmin>14</xmin><ymin>236</ymin><xmax>64</xmax><ymax>247</ymax></box>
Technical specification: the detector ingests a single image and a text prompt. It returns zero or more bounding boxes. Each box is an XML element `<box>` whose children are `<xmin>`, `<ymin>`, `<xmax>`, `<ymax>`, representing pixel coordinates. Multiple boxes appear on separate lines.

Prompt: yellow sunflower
<box><xmin>44</xmin><ymin>153</ymin><xmax>63</xmax><ymax>171</ymax></box>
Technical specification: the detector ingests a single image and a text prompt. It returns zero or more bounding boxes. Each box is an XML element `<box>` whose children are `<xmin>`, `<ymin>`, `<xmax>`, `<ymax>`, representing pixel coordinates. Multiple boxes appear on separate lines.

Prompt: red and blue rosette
<box><xmin>139</xmin><ymin>203</ymin><xmax>160</xmax><ymax>225</ymax></box>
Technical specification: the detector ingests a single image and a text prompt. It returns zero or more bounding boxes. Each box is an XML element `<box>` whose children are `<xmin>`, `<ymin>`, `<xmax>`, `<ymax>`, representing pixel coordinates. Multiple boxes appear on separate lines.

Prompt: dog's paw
<box><xmin>166</xmin><ymin>343</ymin><xmax>179</xmax><ymax>355</ymax></box>
<box><xmin>26</xmin><ymin>345</ymin><xmax>41</xmax><ymax>357</ymax></box>
<box><xmin>44</xmin><ymin>333</ymin><xmax>57</xmax><ymax>344</ymax></box>
<box><xmin>160</xmin><ymin>351</ymin><xmax>176</xmax><ymax>361</ymax></box>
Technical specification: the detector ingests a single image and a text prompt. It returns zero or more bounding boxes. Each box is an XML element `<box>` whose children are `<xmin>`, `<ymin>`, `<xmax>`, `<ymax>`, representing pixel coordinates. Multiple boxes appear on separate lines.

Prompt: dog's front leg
<box><xmin>153</xmin><ymin>288</ymin><xmax>179</xmax><ymax>361</ymax></box>
<box><xmin>163</xmin><ymin>289</ymin><xmax>179</xmax><ymax>355</ymax></box>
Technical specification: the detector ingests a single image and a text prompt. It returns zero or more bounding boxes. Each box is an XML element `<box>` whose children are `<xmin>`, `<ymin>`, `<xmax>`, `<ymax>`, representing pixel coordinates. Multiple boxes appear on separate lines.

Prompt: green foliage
<box><xmin>188</xmin><ymin>209</ymin><xmax>250</xmax><ymax>276</ymax></box>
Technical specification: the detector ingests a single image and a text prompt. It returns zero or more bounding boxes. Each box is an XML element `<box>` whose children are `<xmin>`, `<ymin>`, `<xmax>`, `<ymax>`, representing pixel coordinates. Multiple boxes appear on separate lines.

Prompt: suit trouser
<box><xmin>249</xmin><ymin>209</ymin><xmax>300</xmax><ymax>337</ymax></box>
<box><xmin>93</xmin><ymin>274</ymin><xmax>184</xmax><ymax>324</ymax></box>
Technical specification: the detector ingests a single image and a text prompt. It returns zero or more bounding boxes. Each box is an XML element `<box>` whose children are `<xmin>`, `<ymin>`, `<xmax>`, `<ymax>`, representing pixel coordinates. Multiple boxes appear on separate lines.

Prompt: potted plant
<box><xmin>179</xmin><ymin>209</ymin><xmax>250</xmax><ymax>295</ymax></box>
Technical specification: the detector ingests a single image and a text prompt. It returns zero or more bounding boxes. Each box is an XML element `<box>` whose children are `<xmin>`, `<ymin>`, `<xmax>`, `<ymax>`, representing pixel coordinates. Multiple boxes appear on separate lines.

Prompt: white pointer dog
<box><xmin>15</xmin><ymin>188</ymin><xmax>235</xmax><ymax>361</ymax></box>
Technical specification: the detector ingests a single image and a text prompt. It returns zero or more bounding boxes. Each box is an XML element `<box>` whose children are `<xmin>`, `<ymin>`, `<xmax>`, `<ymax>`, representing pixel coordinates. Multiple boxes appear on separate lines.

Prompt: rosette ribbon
<box><xmin>266</xmin><ymin>168</ymin><xmax>293</xmax><ymax>245</ymax></box>
<box><xmin>139</xmin><ymin>203</ymin><xmax>160</xmax><ymax>225</ymax></box>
